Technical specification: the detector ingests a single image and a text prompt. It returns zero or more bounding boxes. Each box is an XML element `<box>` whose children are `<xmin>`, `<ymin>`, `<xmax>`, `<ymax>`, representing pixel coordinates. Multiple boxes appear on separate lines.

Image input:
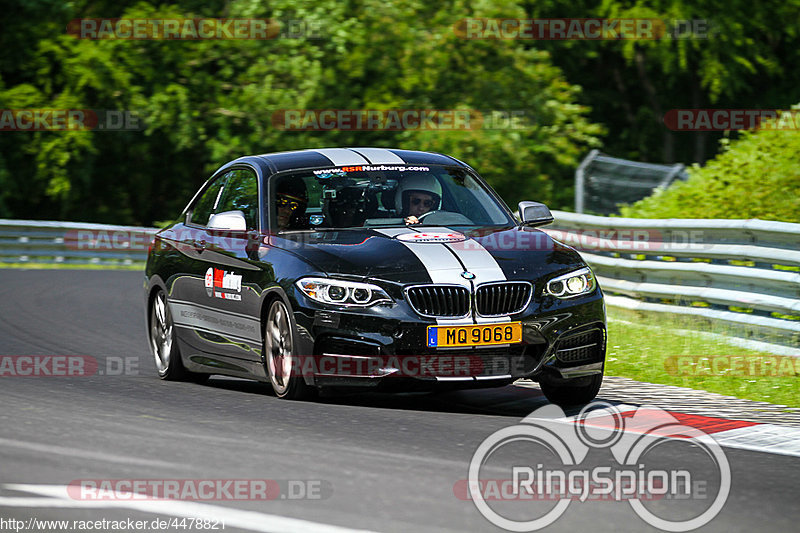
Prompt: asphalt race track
<box><xmin>0</xmin><ymin>270</ymin><xmax>798</xmax><ymax>532</ymax></box>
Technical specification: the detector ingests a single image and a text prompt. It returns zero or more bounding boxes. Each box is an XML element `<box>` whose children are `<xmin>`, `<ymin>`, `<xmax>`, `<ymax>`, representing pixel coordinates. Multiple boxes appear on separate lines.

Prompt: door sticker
<box><xmin>205</xmin><ymin>267</ymin><xmax>242</xmax><ymax>301</ymax></box>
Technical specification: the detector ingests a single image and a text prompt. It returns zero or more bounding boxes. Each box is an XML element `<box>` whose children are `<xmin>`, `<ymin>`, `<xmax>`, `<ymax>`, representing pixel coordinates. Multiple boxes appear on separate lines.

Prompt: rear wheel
<box><xmin>540</xmin><ymin>373</ymin><xmax>603</xmax><ymax>407</ymax></box>
<box><xmin>264</xmin><ymin>298</ymin><xmax>314</xmax><ymax>400</ymax></box>
<box><xmin>149</xmin><ymin>288</ymin><xmax>208</xmax><ymax>383</ymax></box>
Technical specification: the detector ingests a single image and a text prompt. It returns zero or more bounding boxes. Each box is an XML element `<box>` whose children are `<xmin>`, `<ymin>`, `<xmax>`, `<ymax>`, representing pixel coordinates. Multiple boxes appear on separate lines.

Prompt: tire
<box><xmin>263</xmin><ymin>298</ymin><xmax>315</xmax><ymax>400</ymax></box>
<box><xmin>149</xmin><ymin>288</ymin><xmax>208</xmax><ymax>383</ymax></box>
<box><xmin>540</xmin><ymin>373</ymin><xmax>603</xmax><ymax>407</ymax></box>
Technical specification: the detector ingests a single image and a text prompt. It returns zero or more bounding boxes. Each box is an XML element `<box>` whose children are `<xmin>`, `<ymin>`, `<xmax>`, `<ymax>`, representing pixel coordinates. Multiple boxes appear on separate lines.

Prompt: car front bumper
<box><xmin>289</xmin><ymin>289</ymin><xmax>606</xmax><ymax>388</ymax></box>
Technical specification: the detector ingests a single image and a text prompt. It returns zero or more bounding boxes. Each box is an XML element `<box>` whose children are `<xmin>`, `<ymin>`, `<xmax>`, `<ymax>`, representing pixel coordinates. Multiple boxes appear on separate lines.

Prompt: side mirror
<box><xmin>207</xmin><ymin>210</ymin><xmax>247</xmax><ymax>231</ymax></box>
<box><xmin>518</xmin><ymin>201</ymin><xmax>554</xmax><ymax>227</ymax></box>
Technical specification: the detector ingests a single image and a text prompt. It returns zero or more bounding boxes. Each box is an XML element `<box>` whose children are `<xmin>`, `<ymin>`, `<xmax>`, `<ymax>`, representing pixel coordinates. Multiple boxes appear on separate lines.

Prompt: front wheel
<box><xmin>264</xmin><ymin>298</ymin><xmax>315</xmax><ymax>400</ymax></box>
<box><xmin>540</xmin><ymin>373</ymin><xmax>603</xmax><ymax>407</ymax></box>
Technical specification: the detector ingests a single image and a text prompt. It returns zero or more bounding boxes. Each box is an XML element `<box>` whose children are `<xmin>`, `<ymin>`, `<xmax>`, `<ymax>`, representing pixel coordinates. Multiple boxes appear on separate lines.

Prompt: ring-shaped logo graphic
<box><xmin>467</xmin><ymin>424</ymin><xmax>576</xmax><ymax>532</ymax></box>
<box><xmin>623</xmin><ymin>425</ymin><xmax>731</xmax><ymax>532</ymax></box>
<box><xmin>467</xmin><ymin>402</ymin><xmax>731</xmax><ymax>532</ymax></box>
<box><xmin>576</xmin><ymin>400</ymin><xmax>624</xmax><ymax>449</ymax></box>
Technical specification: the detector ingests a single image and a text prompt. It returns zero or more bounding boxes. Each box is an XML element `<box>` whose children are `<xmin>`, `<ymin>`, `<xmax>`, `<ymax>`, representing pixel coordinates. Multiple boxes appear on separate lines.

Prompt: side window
<box><xmin>215</xmin><ymin>169</ymin><xmax>259</xmax><ymax>230</ymax></box>
<box><xmin>189</xmin><ymin>176</ymin><xmax>226</xmax><ymax>226</ymax></box>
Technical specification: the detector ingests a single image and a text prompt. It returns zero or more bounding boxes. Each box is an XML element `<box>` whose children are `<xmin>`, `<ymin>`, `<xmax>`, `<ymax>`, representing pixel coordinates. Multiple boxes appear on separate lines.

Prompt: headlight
<box><xmin>296</xmin><ymin>277</ymin><xmax>392</xmax><ymax>307</ymax></box>
<box><xmin>545</xmin><ymin>267</ymin><xmax>596</xmax><ymax>299</ymax></box>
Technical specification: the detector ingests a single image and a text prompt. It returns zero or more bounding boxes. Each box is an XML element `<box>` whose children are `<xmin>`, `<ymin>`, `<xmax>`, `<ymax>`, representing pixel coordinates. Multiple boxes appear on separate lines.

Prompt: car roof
<box><xmin>250</xmin><ymin>147</ymin><xmax>468</xmax><ymax>174</ymax></box>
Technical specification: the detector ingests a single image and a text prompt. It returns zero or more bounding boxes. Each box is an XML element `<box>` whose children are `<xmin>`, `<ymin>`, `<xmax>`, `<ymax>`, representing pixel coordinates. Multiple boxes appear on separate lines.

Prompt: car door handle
<box><xmin>196</xmin><ymin>239</ymin><xmax>207</xmax><ymax>252</ymax></box>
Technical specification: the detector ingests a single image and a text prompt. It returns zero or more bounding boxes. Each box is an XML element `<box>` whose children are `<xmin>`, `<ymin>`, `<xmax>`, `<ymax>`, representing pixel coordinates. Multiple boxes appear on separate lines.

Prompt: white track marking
<box><xmin>711</xmin><ymin>424</ymin><xmax>800</xmax><ymax>458</ymax></box>
<box><xmin>2</xmin><ymin>484</ymin><xmax>380</xmax><ymax>533</ymax></box>
<box><xmin>0</xmin><ymin>437</ymin><xmax>178</xmax><ymax>469</ymax></box>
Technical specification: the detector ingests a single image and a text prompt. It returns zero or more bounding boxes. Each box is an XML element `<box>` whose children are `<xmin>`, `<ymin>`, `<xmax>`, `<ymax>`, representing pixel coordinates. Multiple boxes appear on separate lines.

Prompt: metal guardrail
<box><xmin>574</xmin><ymin>150</ymin><xmax>687</xmax><ymax>214</ymax></box>
<box><xmin>0</xmin><ymin>219</ymin><xmax>156</xmax><ymax>266</ymax></box>
<box><xmin>2</xmin><ymin>215</ymin><xmax>798</xmax><ymax>347</ymax></box>
<box><xmin>547</xmin><ymin>210</ymin><xmax>800</xmax><ymax>347</ymax></box>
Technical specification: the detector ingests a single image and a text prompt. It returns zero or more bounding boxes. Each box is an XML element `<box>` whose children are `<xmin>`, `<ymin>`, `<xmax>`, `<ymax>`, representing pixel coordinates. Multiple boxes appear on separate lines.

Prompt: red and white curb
<box><xmin>559</xmin><ymin>404</ymin><xmax>800</xmax><ymax>458</ymax></box>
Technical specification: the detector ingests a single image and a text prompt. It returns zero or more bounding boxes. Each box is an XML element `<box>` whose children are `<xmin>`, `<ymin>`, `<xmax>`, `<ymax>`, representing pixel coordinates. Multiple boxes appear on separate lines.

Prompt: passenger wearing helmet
<box><xmin>275</xmin><ymin>177</ymin><xmax>308</xmax><ymax>231</ymax></box>
<box><xmin>394</xmin><ymin>174</ymin><xmax>442</xmax><ymax>225</ymax></box>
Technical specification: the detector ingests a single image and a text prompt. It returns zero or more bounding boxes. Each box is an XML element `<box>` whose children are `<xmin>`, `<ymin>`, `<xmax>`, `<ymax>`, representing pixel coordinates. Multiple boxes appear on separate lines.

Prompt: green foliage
<box><xmin>620</xmin><ymin>120</ymin><xmax>800</xmax><ymax>222</ymax></box>
<box><xmin>524</xmin><ymin>0</ymin><xmax>800</xmax><ymax>163</ymax></box>
<box><xmin>0</xmin><ymin>0</ymin><xmax>602</xmax><ymax>224</ymax></box>
<box><xmin>0</xmin><ymin>0</ymin><xmax>797</xmax><ymax>224</ymax></box>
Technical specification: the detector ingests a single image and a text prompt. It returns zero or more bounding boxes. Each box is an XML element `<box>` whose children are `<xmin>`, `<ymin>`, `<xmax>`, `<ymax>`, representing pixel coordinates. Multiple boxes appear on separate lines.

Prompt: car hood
<box><xmin>269</xmin><ymin>226</ymin><xmax>585</xmax><ymax>285</ymax></box>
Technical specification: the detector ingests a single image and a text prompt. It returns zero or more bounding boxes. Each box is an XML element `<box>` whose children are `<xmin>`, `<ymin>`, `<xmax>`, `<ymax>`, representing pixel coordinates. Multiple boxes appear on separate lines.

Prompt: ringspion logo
<box><xmin>466</xmin><ymin>402</ymin><xmax>730</xmax><ymax>531</ymax></box>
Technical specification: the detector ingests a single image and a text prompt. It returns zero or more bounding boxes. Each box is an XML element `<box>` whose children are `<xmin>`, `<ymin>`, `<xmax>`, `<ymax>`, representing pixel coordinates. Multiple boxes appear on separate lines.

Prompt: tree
<box><xmin>620</xmin><ymin>112</ymin><xmax>800</xmax><ymax>223</ymax></box>
<box><xmin>0</xmin><ymin>0</ymin><xmax>603</xmax><ymax>223</ymax></box>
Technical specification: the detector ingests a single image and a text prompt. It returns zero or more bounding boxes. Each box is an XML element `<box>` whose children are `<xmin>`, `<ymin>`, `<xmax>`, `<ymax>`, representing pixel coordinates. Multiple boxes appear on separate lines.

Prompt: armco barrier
<box><xmin>1</xmin><ymin>215</ymin><xmax>798</xmax><ymax>347</ymax></box>
<box><xmin>0</xmin><ymin>219</ymin><xmax>157</xmax><ymax>266</ymax></box>
<box><xmin>547</xmin><ymin>210</ymin><xmax>800</xmax><ymax>348</ymax></box>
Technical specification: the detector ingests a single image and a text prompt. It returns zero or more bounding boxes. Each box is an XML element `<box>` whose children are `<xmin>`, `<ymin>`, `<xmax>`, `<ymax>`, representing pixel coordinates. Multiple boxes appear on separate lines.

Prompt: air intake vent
<box><xmin>406</xmin><ymin>285</ymin><xmax>470</xmax><ymax>318</ymax></box>
<box><xmin>475</xmin><ymin>282</ymin><xmax>532</xmax><ymax>316</ymax></box>
<box><xmin>555</xmin><ymin>328</ymin><xmax>604</xmax><ymax>363</ymax></box>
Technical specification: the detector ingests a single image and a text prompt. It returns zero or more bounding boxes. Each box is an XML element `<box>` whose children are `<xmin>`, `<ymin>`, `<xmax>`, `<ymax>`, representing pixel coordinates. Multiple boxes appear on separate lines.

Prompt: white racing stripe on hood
<box><xmin>445</xmin><ymin>235</ymin><xmax>511</xmax><ymax>324</ymax></box>
<box><xmin>350</xmin><ymin>147</ymin><xmax>406</xmax><ymax>164</ymax></box>
<box><xmin>375</xmin><ymin>227</ymin><xmax>471</xmax><ymax>325</ymax></box>
<box><xmin>444</xmin><ymin>240</ymin><xmax>506</xmax><ymax>284</ymax></box>
<box><xmin>313</xmin><ymin>148</ymin><xmax>369</xmax><ymax>166</ymax></box>
<box><xmin>401</xmin><ymin>226</ymin><xmax>511</xmax><ymax>324</ymax></box>
<box><xmin>376</xmin><ymin>227</ymin><xmax>511</xmax><ymax>325</ymax></box>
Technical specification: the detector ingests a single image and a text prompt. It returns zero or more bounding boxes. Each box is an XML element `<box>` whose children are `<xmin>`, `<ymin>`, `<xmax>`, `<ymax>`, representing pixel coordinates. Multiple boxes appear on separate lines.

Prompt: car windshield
<box><xmin>271</xmin><ymin>164</ymin><xmax>515</xmax><ymax>231</ymax></box>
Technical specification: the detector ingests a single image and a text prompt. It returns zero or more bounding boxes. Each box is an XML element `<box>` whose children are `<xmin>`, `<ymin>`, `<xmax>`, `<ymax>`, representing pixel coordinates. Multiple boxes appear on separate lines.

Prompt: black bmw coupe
<box><xmin>144</xmin><ymin>148</ymin><xmax>606</xmax><ymax>405</ymax></box>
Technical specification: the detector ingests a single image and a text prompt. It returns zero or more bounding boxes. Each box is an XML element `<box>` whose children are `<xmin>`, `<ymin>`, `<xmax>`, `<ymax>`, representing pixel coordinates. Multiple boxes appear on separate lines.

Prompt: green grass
<box><xmin>0</xmin><ymin>262</ymin><xmax>144</xmax><ymax>270</ymax></box>
<box><xmin>606</xmin><ymin>308</ymin><xmax>800</xmax><ymax>407</ymax></box>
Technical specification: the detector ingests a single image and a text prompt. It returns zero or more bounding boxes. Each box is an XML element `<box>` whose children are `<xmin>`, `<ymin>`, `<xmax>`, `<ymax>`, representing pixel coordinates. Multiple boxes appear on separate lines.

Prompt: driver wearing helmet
<box><xmin>275</xmin><ymin>177</ymin><xmax>308</xmax><ymax>231</ymax></box>
<box><xmin>395</xmin><ymin>174</ymin><xmax>442</xmax><ymax>225</ymax></box>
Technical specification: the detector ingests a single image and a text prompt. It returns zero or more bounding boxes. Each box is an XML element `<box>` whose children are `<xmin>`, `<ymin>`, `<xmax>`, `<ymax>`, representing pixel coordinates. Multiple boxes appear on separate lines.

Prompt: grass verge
<box><xmin>0</xmin><ymin>262</ymin><xmax>143</xmax><ymax>270</ymax></box>
<box><xmin>606</xmin><ymin>308</ymin><xmax>800</xmax><ymax>408</ymax></box>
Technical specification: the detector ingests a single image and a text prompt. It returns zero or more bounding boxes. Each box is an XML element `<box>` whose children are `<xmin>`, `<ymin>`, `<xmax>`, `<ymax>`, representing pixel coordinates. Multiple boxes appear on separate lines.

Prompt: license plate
<box><xmin>427</xmin><ymin>322</ymin><xmax>522</xmax><ymax>348</ymax></box>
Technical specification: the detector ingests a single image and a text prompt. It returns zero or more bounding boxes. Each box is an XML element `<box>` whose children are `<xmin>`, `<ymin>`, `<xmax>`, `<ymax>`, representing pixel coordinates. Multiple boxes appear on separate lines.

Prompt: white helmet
<box><xmin>394</xmin><ymin>174</ymin><xmax>443</xmax><ymax>214</ymax></box>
